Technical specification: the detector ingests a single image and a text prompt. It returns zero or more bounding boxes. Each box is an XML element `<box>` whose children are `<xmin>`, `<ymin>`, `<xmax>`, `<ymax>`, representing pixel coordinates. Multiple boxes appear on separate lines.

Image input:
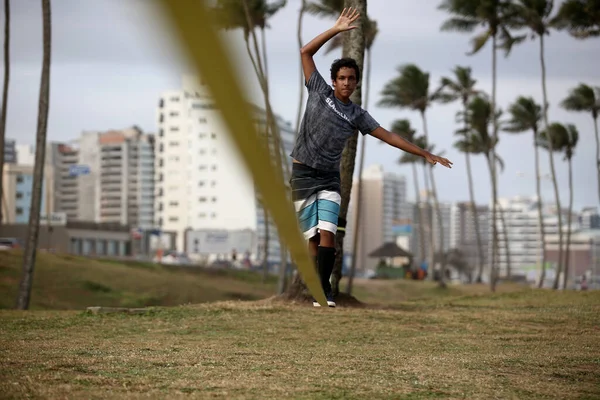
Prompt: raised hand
<box><xmin>333</xmin><ymin>7</ymin><xmax>360</xmax><ymax>32</ymax></box>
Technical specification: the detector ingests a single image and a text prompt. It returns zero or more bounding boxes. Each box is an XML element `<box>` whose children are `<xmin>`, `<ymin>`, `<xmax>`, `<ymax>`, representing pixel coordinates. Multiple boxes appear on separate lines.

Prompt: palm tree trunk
<box><xmin>278</xmin><ymin>239</ymin><xmax>287</xmax><ymax>294</ymax></box>
<box><xmin>421</xmin><ymin>112</ymin><xmax>444</xmax><ymax>285</ymax></box>
<box><xmin>538</xmin><ymin>35</ymin><xmax>564</xmax><ymax>290</ymax></box>
<box><xmin>16</xmin><ymin>0</ymin><xmax>51</xmax><ymax>310</ymax></box>
<box><xmin>563</xmin><ymin>157</ymin><xmax>574</xmax><ymax>290</ymax></box>
<box><xmin>330</xmin><ymin>0</ymin><xmax>366</xmax><ymax>297</ymax></box>
<box><xmin>533</xmin><ymin>133</ymin><xmax>548</xmax><ymax>288</ymax></box>
<box><xmin>294</xmin><ymin>0</ymin><xmax>306</xmax><ymax>137</ymax></box>
<box><xmin>428</xmin><ymin>166</ymin><xmax>446</xmax><ymax>287</ymax></box>
<box><xmin>412</xmin><ymin>163</ymin><xmax>426</xmax><ymax>265</ymax></box>
<box><xmin>422</xmin><ymin>161</ymin><xmax>435</xmax><ymax>279</ymax></box>
<box><xmin>498</xmin><ymin>205</ymin><xmax>511</xmax><ymax>279</ymax></box>
<box><xmin>594</xmin><ymin>114</ymin><xmax>600</xmax><ymax>205</ymax></box>
<box><xmin>465</xmin><ymin>152</ymin><xmax>484</xmax><ymax>283</ymax></box>
<box><xmin>0</xmin><ymin>0</ymin><xmax>10</xmax><ymax>229</ymax></box>
<box><xmin>347</xmin><ymin>48</ymin><xmax>372</xmax><ymax>295</ymax></box>
<box><xmin>490</xmin><ymin>34</ymin><xmax>499</xmax><ymax>292</ymax></box>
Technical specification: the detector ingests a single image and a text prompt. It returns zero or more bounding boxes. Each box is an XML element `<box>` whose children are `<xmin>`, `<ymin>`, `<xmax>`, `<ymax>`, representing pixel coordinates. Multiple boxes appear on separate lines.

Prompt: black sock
<box><xmin>317</xmin><ymin>246</ymin><xmax>336</xmax><ymax>296</ymax></box>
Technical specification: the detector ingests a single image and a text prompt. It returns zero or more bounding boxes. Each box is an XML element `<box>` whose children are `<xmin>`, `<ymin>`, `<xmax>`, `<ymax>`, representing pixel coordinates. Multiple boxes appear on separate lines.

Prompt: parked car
<box><xmin>153</xmin><ymin>251</ymin><xmax>192</xmax><ymax>265</ymax></box>
<box><xmin>0</xmin><ymin>238</ymin><xmax>23</xmax><ymax>251</ymax></box>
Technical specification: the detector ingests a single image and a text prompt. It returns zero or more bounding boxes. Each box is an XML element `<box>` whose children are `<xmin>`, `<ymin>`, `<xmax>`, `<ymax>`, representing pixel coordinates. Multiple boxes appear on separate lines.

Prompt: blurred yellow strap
<box><xmin>160</xmin><ymin>0</ymin><xmax>327</xmax><ymax>306</ymax></box>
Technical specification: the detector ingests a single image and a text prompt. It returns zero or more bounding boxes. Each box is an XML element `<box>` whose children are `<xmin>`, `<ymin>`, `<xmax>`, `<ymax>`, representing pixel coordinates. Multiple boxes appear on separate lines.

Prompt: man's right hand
<box><xmin>333</xmin><ymin>7</ymin><xmax>360</xmax><ymax>32</ymax></box>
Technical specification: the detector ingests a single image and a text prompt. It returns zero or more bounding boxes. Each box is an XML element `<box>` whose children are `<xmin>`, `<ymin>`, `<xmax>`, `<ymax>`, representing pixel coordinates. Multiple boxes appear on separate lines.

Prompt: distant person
<box><xmin>581</xmin><ymin>275</ymin><xmax>588</xmax><ymax>291</ymax></box>
<box><xmin>290</xmin><ymin>8</ymin><xmax>452</xmax><ymax>307</ymax></box>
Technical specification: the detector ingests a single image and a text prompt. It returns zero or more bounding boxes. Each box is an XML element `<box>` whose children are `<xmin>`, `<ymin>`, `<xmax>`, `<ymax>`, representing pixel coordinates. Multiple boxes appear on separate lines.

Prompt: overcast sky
<box><xmin>2</xmin><ymin>0</ymin><xmax>599</xmax><ymax>211</ymax></box>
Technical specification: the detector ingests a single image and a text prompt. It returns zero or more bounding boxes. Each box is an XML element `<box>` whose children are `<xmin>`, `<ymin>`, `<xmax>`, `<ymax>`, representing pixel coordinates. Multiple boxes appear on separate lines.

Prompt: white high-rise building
<box><xmin>155</xmin><ymin>76</ymin><xmax>294</xmax><ymax>253</ymax></box>
<box><xmin>494</xmin><ymin>196</ymin><xmax>577</xmax><ymax>278</ymax></box>
<box><xmin>345</xmin><ymin>165</ymin><xmax>407</xmax><ymax>273</ymax></box>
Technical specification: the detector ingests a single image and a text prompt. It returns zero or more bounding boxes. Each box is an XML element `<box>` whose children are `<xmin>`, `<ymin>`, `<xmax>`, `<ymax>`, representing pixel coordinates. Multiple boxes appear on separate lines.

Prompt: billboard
<box><xmin>186</xmin><ymin>229</ymin><xmax>257</xmax><ymax>255</ymax></box>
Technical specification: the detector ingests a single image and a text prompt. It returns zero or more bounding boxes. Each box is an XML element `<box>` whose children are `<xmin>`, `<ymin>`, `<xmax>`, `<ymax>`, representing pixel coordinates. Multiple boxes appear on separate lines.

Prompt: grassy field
<box><xmin>1</xmin><ymin>251</ymin><xmax>599</xmax><ymax>399</ymax></box>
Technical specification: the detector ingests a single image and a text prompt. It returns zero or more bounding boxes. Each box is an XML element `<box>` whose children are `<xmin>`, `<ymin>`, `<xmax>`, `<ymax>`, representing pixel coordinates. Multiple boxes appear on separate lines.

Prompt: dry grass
<box><xmin>1</xmin><ymin>286</ymin><xmax>599</xmax><ymax>399</ymax></box>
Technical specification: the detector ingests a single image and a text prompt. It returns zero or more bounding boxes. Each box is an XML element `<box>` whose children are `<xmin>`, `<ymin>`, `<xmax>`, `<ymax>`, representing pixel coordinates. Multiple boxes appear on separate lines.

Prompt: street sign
<box><xmin>40</xmin><ymin>212</ymin><xmax>67</xmax><ymax>226</ymax></box>
<box><xmin>68</xmin><ymin>164</ymin><xmax>91</xmax><ymax>176</ymax></box>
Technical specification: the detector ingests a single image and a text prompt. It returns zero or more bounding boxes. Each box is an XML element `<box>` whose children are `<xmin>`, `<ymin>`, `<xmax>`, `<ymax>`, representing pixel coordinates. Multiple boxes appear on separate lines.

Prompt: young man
<box><xmin>290</xmin><ymin>8</ymin><xmax>452</xmax><ymax>307</ymax></box>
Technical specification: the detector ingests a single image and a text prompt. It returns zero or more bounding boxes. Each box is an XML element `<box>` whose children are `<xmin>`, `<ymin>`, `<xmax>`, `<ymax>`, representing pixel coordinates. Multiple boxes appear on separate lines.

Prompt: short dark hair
<box><xmin>330</xmin><ymin>58</ymin><xmax>360</xmax><ymax>83</ymax></box>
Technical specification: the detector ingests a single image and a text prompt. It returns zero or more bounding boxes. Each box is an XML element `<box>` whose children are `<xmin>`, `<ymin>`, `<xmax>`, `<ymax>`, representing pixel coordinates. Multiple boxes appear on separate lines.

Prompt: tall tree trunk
<box><xmin>278</xmin><ymin>239</ymin><xmax>287</xmax><ymax>293</ymax></box>
<box><xmin>498</xmin><ymin>205</ymin><xmax>511</xmax><ymax>279</ymax></box>
<box><xmin>563</xmin><ymin>157</ymin><xmax>574</xmax><ymax>290</ymax></box>
<box><xmin>330</xmin><ymin>0</ymin><xmax>366</xmax><ymax>297</ymax></box>
<box><xmin>0</xmin><ymin>0</ymin><xmax>10</xmax><ymax>229</ymax></box>
<box><xmin>412</xmin><ymin>163</ymin><xmax>426</xmax><ymax>265</ymax></box>
<box><xmin>422</xmin><ymin>161</ymin><xmax>435</xmax><ymax>280</ymax></box>
<box><xmin>421</xmin><ymin>112</ymin><xmax>445</xmax><ymax>287</ymax></box>
<box><xmin>346</xmin><ymin>48</ymin><xmax>372</xmax><ymax>295</ymax></box>
<box><xmin>294</xmin><ymin>0</ymin><xmax>306</xmax><ymax>138</ymax></box>
<box><xmin>489</xmin><ymin>34</ymin><xmax>499</xmax><ymax>292</ymax></box>
<box><xmin>594</xmin><ymin>114</ymin><xmax>600</xmax><ymax>205</ymax></box>
<box><xmin>538</xmin><ymin>36</ymin><xmax>563</xmax><ymax>290</ymax></box>
<box><xmin>533</xmin><ymin>131</ymin><xmax>548</xmax><ymax>288</ymax></box>
<box><xmin>16</xmin><ymin>0</ymin><xmax>51</xmax><ymax>310</ymax></box>
<box><xmin>465</xmin><ymin>152</ymin><xmax>484</xmax><ymax>283</ymax></box>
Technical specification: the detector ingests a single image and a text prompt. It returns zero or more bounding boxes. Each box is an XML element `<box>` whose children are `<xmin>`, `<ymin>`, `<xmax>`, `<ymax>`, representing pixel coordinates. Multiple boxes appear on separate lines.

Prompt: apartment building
<box><xmin>494</xmin><ymin>196</ymin><xmax>577</xmax><ymax>278</ymax></box>
<box><xmin>345</xmin><ymin>165</ymin><xmax>407</xmax><ymax>273</ymax></box>
<box><xmin>1</xmin><ymin>163</ymin><xmax>54</xmax><ymax>224</ymax></box>
<box><xmin>4</xmin><ymin>139</ymin><xmax>16</xmax><ymax>164</ymax></box>
<box><xmin>155</xmin><ymin>75</ymin><xmax>294</xmax><ymax>255</ymax></box>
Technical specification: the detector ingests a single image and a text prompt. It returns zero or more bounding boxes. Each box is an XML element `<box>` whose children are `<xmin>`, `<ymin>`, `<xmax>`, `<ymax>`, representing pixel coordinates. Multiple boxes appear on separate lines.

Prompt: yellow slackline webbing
<box><xmin>159</xmin><ymin>0</ymin><xmax>327</xmax><ymax>306</ymax></box>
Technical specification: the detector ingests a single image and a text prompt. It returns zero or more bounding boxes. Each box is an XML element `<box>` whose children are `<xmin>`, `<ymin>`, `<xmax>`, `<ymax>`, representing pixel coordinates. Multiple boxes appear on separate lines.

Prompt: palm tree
<box><xmin>436</xmin><ymin>66</ymin><xmax>485</xmax><ymax>281</ymax></box>
<box><xmin>393</xmin><ymin>120</ymin><xmax>428</xmax><ymax>267</ymax></box>
<box><xmin>538</xmin><ymin>123</ymin><xmax>578</xmax><ymax>289</ymax></box>
<box><xmin>504</xmin><ymin>96</ymin><xmax>549</xmax><ymax>287</ymax></box>
<box><xmin>562</xmin><ymin>124</ymin><xmax>578</xmax><ymax>290</ymax></box>
<box><xmin>461</xmin><ymin>95</ymin><xmax>505</xmax><ymax>290</ymax></box>
<box><xmin>453</xmin><ymin>132</ymin><xmax>486</xmax><ymax>282</ymax></box>
<box><xmin>0</xmin><ymin>0</ymin><xmax>10</xmax><ymax>228</ymax></box>
<box><xmin>303</xmin><ymin>0</ymin><xmax>378</xmax><ymax>295</ymax></box>
<box><xmin>294</xmin><ymin>0</ymin><xmax>307</xmax><ymax>138</ymax></box>
<box><xmin>510</xmin><ymin>0</ymin><xmax>566</xmax><ymax>290</ymax></box>
<box><xmin>552</xmin><ymin>0</ymin><xmax>600</xmax><ymax>38</ymax></box>
<box><xmin>378</xmin><ymin>64</ymin><xmax>447</xmax><ymax>287</ymax></box>
<box><xmin>212</xmin><ymin>0</ymin><xmax>288</xmax><ymax>290</ymax></box>
<box><xmin>16</xmin><ymin>0</ymin><xmax>51</xmax><ymax>310</ymax></box>
<box><xmin>439</xmin><ymin>0</ymin><xmax>521</xmax><ymax>285</ymax></box>
<box><xmin>561</xmin><ymin>84</ymin><xmax>600</xmax><ymax>204</ymax></box>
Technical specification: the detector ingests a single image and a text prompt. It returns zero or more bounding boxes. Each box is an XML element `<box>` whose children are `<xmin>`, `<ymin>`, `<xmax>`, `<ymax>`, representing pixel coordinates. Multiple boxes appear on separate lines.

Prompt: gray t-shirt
<box><xmin>290</xmin><ymin>69</ymin><xmax>380</xmax><ymax>171</ymax></box>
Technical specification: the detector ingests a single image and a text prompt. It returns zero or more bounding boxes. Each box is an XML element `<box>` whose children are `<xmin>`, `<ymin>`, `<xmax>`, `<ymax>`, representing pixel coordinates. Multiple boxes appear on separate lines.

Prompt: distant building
<box><xmin>345</xmin><ymin>165</ymin><xmax>407</xmax><ymax>273</ymax></box>
<box><xmin>1</xmin><ymin>163</ymin><xmax>54</xmax><ymax>224</ymax></box>
<box><xmin>450</xmin><ymin>202</ymin><xmax>490</xmax><ymax>271</ymax></box>
<box><xmin>4</xmin><ymin>139</ymin><xmax>16</xmax><ymax>164</ymax></box>
<box><xmin>579</xmin><ymin>207</ymin><xmax>600</xmax><ymax>230</ymax></box>
<box><xmin>155</xmin><ymin>75</ymin><xmax>294</xmax><ymax>258</ymax></box>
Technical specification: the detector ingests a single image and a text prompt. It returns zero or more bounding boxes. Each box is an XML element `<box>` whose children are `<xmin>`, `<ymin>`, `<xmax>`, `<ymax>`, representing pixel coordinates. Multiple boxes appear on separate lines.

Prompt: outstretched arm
<box><xmin>370</xmin><ymin>126</ymin><xmax>453</xmax><ymax>169</ymax></box>
<box><xmin>300</xmin><ymin>8</ymin><xmax>360</xmax><ymax>83</ymax></box>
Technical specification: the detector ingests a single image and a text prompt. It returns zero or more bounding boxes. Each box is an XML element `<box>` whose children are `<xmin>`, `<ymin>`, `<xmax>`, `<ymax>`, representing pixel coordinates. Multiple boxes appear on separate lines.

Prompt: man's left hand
<box><xmin>425</xmin><ymin>153</ymin><xmax>453</xmax><ymax>169</ymax></box>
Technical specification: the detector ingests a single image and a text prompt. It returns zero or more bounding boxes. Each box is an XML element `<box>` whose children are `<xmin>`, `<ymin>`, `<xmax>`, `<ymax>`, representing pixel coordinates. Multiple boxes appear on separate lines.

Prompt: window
<box><xmin>16</xmin><ymin>207</ymin><xmax>23</xmax><ymax>215</ymax></box>
<box><xmin>211</xmin><ymin>181</ymin><xmax>217</xmax><ymax>187</ymax></box>
<box><xmin>199</xmin><ymin>213</ymin><xmax>206</xmax><ymax>218</ymax></box>
<box><xmin>200</xmin><ymin>149</ymin><xmax>206</xmax><ymax>155</ymax></box>
<box><xmin>170</xmin><ymin>96</ymin><xmax>180</xmax><ymax>102</ymax></box>
<box><xmin>16</xmin><ymin>192</ymin><xmax>23</xmax><ymax>199</ymax></box>
<box><xmin>159</xmin><ymin>158</ymin><xmax>164</xmax><ymax>167</ymax></box>
<box><xmin>199</xmin><ymin>133</ymin><xmax>207</xmax><ymax>139</ymax></box>
<box><xmin>170</xmin><ymin>111</ymin><xmax>179</xmax><ymax>117</ymax></box>
<box><xmin>211</xmin><ymin>212</ymin><xmax>217</xmax><ymax>219</ymax></box>
<box><xmin>159</xmin><ymin>144</ymin><xmax>164</xmax><ymax>153</ymax></box>
<box><xmin>168</xmin><ymin>141</ymin><xmax>179</xmax><ymax>147</ymax></box>
<box><xmin>199</xmin><ymin>118</ymin><xmax>207</xmax><ymax>123</ymax></box>
<box><xmin>199</xmin><ymin>165</ymin><xmax>207</xmax><ymax>171</ymax></box>
<box><xmin>159</xmin><ymin>129</ymin><xmax>164</xmax><ymax>137</ymax></box>
<box><xmin>169</xmin><ymin>126</ymin><xmax>179</xmax><ymax>132</ymax></box>
<box><xmin>158</xmin><ymin>202</ymin><xmax>163</xmax><ymax>211</ymax></box>
<box><xmin>168</xmin><ymin>216</ymin><xmax>179</xmax><ymax>222</ymax></box>
<box><xmin>169</xmin><ymin>201</ymin><xmax>179</xmax><ymax>207</ymax></box>
<box><xmin>199</xmin><ymin>181</ymin><xmax>205</xmax><ymax>187</ymax></box>
<box><xmin>211</xmin><ymin>165</ymin><xmax>217</xmax><ymax>171</ymax></box>
<box><xmin>159</xmin><ymin>114</ymin><xmax>164</xmax><ymax>123</ymax></box>
<box><xmin>159</xmin><ymin>99</ymin><xmax>164</xmax><ymax>108</ymax></box>
<box><xmin>16</xmin><ymin>175</ymin><xmax>23</xmax><ymax>184</ymax></box>
<box><xmin>212</xmin><ymin>197</ymin><xmax>217</xmax><ymax>203</ymax></box>
<box><xmin>211</xmin><ymin>133</ymin><xmax>217</xmax><ymax>139</ymax></box>
<box><xmin>199</xmin><ymin>197</ymin><xmax>207</xmax><ymax>203</ymax></box>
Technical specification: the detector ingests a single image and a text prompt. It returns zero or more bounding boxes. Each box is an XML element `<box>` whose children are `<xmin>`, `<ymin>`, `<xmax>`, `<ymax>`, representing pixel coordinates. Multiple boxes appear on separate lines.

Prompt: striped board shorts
<box><xmin>289</xmin><ymin>163</ymin><xmax>342</xmax><ymax>240</ymax></box>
